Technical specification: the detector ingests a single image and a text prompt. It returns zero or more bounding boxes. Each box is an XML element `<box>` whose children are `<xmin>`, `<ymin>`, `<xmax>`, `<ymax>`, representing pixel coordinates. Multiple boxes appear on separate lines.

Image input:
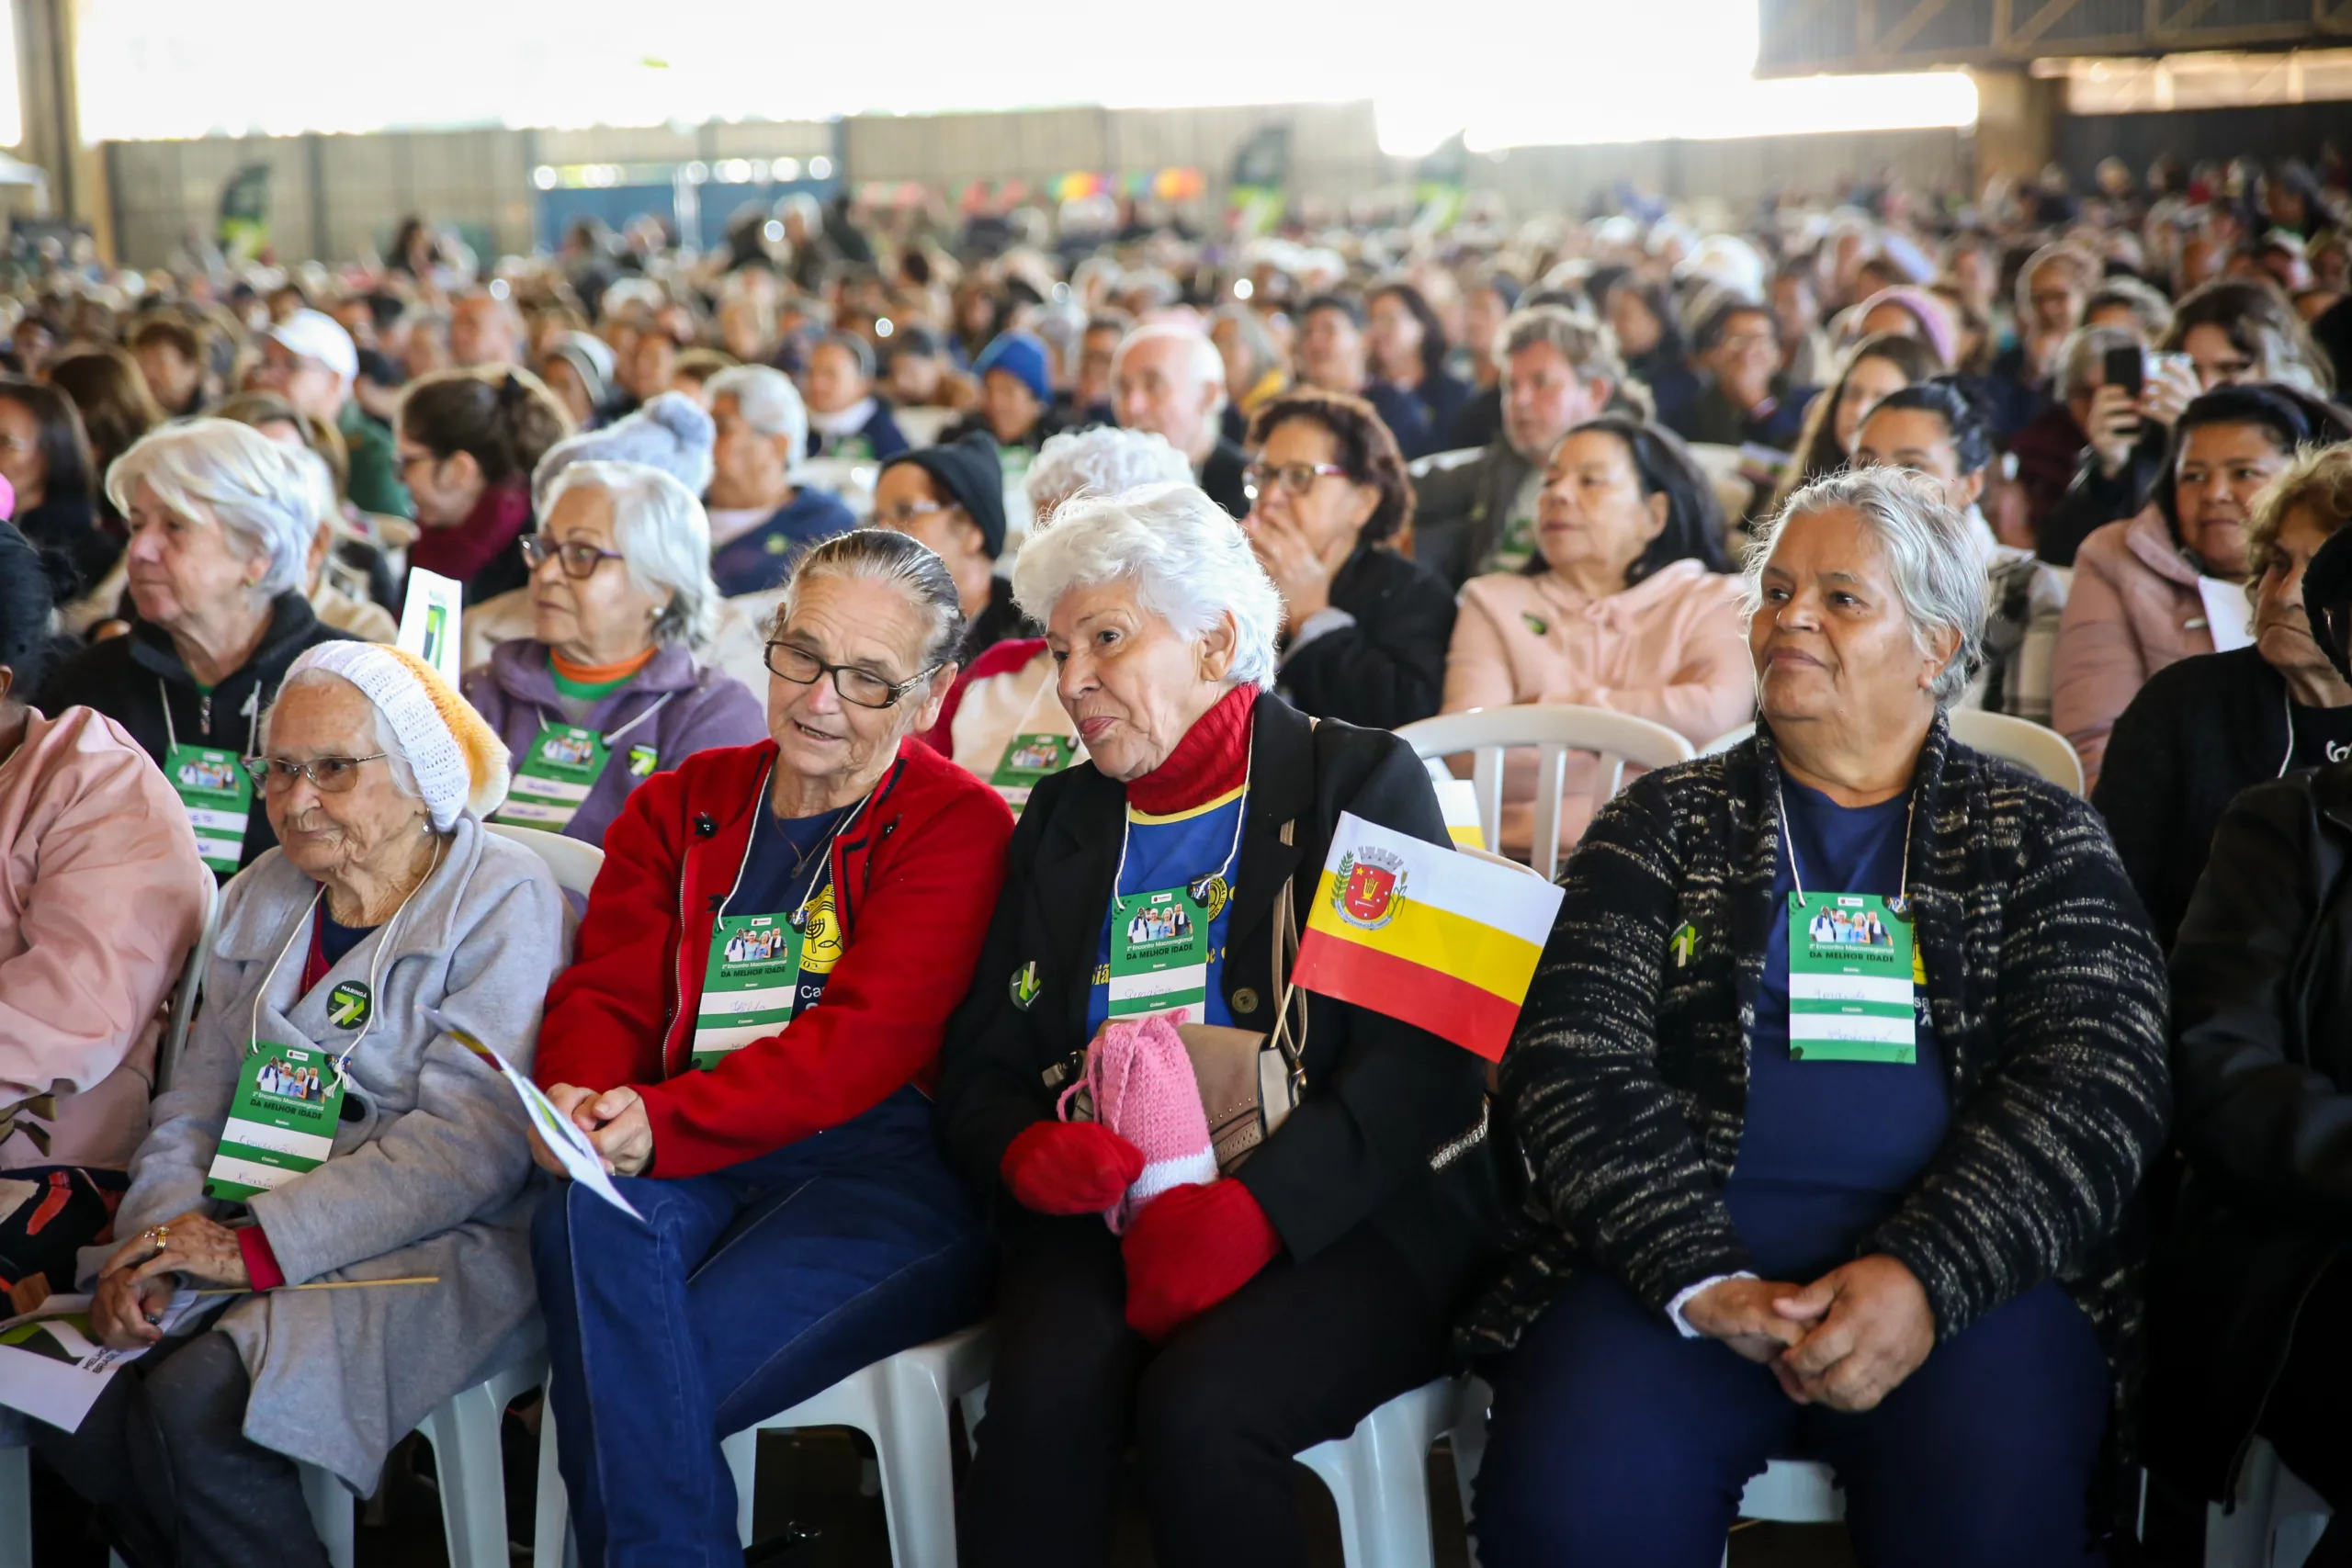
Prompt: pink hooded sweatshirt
<box><xmin>0</xmin><ymin>706</ymin><xmax>210</xmax><ymax>1168</ymax></box>
<box><xmin>1442</xmin><ymin>559</ymin><xmax>1756</xmax><ymax>856</ymax></box>
<box><xmin>2052</xmin><ymin>506</ymin><xmax>2225</xmax><ymax>792</ymax></box>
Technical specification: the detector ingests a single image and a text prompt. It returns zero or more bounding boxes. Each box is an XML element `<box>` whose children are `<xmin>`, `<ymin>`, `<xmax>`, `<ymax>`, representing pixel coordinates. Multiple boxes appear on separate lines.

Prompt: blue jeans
<box><xmin>1471</xmin><ymin>1270</ymin><xmax>2111</xmax><ymax>1568</ymax></box>
<box><xmin>529</xmin><ymin>1089</ymin><xmax>992</xmax><ymax>1568</ymax></box>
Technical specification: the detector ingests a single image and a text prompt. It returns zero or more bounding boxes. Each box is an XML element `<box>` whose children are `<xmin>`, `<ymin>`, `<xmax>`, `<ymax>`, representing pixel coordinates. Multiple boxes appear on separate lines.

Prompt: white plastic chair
<box><xmin>534</xmin><ymin>1324</ymin><xmax>995</xmax><ymax>1568</ymax></box>
<box><xmin>1396</xmin><ymin>706</ymin><xmax>1697</xmax><ymax>881</ymax></box>
<box><xmin>300</xmin><ymin>1355</ymin><xmax>545</xmax><ymax>1568</ymax></box>
<box><xmin>485</xmin><ymin>822</ymin><xmax>606</xmax><ymax>900</ymax></box>
<box><xmin>1700</xmin><ymin>714</ymin><xmax>2086</xmax><ymax>796</ymax></box>
<box><xmin>155</xmin><ymin>874</ymin><xmax>224</xmax><ymax>1095</ymax></box>
<box><xmin>1732</xmin><ymin>1458</ymin><xmax>1843</xmax><ymax>1562</ymax></box>
<box><xmin>1295</xmin><ymin>1377</ymin><xmax>1485</xmax><ymax>1568</ymax></box>
<box><xmin>2207</xmin><ymin>1436</ymin><xmax>2335</xmax><ymax>1568</ymax></box>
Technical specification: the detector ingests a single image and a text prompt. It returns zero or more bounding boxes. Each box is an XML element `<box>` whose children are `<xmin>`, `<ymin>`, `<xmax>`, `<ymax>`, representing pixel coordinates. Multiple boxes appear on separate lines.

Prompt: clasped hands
<box><xmin>1679</xmin><ymin>1255</ymin><xmax>1934</xmax><ymax>1413</ymax></box>
<box><xmin>529</xmin><ymin>1084</ymin><xmax>654</xmax><ymax>1179</ymax></box>
<box><xmin>90</xmin><ymin>1211</ymin><xmax>250</xmax><ymax>1351</ymax></box>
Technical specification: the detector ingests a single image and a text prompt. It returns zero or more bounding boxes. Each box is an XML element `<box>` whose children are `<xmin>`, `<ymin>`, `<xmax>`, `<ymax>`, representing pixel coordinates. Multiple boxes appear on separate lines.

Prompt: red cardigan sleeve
<box><xmin>534</xmin><ymin>766</ymin><xmax>695</xmax><ymax>1091</ymax></box>
<box><xmin>632</xmin><ymin>772</ymin><xmax>1013</xmax><ymax>1177</ymax></box>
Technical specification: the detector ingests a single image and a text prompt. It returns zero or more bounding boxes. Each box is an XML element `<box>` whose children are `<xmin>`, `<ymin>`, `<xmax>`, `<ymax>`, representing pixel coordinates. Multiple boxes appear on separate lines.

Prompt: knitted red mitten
<box><xmin>1000</xmin><ymin>1121</ymin><xmax>1145</xmax><ymax>1215</ymax></box>
<box><xmin>1119</xmin><ymin>1178</ymin><xmax>1283</xmax><ymax>1342</ymax></box>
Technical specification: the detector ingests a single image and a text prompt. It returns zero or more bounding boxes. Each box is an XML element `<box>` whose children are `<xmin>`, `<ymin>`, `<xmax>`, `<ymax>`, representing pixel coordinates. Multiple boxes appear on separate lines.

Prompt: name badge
<box><xmin>204</xmin><ymin>1043</ymin><xmax>345</xmax><ymax>1200</ymax></box>
<box><xmin>692</xmin><ymin>914</ymin><xmax>804</xmax><ymax>1071</ymax></box>
<box><xmin>1786</xmin><ymin>893</ymin><xmax>1917</xmax><ymax>1064</ymax></box>
<box><xmin>1107</xmin><ymin>885</ymin><xmax>1210</xmax><ymax>1023</ymax></box>
<box><xmin>494</xmin><ymin>723</ymin><xmax>611</xmax><ymax>831</ymax></box>
<box><xmin>165</xmin><ymin>744</ymin><xmax>252</xmax><ymax>874</ymax></box>
<box><xmin>989</xmin><ymin>732</ymin><xmax>1076</xmax><ymax>813</ymax></box>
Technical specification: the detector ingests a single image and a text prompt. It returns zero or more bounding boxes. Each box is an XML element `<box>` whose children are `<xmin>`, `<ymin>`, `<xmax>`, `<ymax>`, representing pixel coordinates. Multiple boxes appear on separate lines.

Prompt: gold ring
<box><xmin>144</xmin><ymin>1225</ymin><xmax>169</xmax><ymax>1251</ymax></box>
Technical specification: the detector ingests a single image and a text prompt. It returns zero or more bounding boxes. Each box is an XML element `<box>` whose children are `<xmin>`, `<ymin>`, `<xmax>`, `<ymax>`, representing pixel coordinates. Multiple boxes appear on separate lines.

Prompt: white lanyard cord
<box><xmin>714</xmin><ymin>758</ymin><xmax>877</xmax><ymax>927</ymax></box>
<box><xmin>249</xmin><ymin>835</ymin><xmax>446</xmax><ymax>1081</ymax></box>
<box><xmin>535</xmin><ymin>687</ymin><xmax>679</xmax><ymax>750</ymax></box>
<box><xmin>2279</xmin><ymin>688</ymin><xmax>2296</xmax><ymax>779</ymax></box>
<box><xmin>159</xmin><ymin>678</ymin><xmax>262</xmax><ymax>758</ymax></box>
<box><xmin>1775</xmin><ymin>773</ymin><xmax>1917</xmax><ymax>908</ymax></box>
<box><xmin>1113</xmin><ymin>734</ymin><xmax>1253</xmax><ymax>902</ymax></box>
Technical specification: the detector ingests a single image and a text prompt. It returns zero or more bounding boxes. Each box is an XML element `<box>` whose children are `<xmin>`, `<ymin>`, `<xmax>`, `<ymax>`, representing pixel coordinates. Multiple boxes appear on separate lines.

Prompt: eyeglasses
<box><xmin>521</xmin><ymin>535</ymin><xmax>627</xmax><ymax>579</ymax></box>
<box><xmin>763</xmin><ymin>642</ymin><xmax>942</xmax><ymax>709</ymax></box>
<box><xmin>1242</xmin><ymin>462</ymin><xmax>1347</xmax><ymax>500</ymax></box>
<box><xmin>241</xmin><ymin>754</ymin><xmax>388</xmax><ymax>793</ymax></box>
<box><xmin>874</xmin><ymin>498</ymin><xmax>957</xmax><ymax>528</ymax></box>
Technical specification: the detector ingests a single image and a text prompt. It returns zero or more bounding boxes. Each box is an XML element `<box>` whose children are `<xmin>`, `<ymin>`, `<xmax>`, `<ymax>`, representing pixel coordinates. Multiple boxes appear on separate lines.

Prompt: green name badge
<box><xmin>494</xmin><ymin>723</ymin><xmax>611</xmax><ymax>831</ymax></box>
<box><xmin>1107</xmin><ymin>886</ymin><xmax>1210</xmax><ymax>1023</ymax></box>
<box><xmin>165</xmin><ymin>744</ymin><xmax>253</xmax><ymax>874</ymax></box>
<box><xmin>1787</xmin><ymin>893</ymin><xmax>1917</xmax><ymax>1064</ymax></box>
<box><xmin>691</xmin><ymin>914</ymin><xmax>804</xmax><ymax>1071</ymax></box>
<box><xmin>988</xmin><ymin>732</ymin><xmax>1076</xmax><ymax>812</ymax></box>
<box><xmin>204</xmin><ymin>1043</ymin><xmax>344</xmax><ymax>1201</ymax></box>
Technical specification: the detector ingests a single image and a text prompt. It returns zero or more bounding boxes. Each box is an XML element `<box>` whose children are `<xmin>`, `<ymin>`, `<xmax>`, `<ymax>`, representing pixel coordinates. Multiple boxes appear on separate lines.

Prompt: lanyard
<box><xmin>1774</xmin><ymin>773</ymin><xmax>1917</xmax><ymax>908</ymax></box>
<box><xmin>160</xmin><ymin>677</ymin><xmax>259</xmax><ymax>757</ymax></box>
<box><xmin>712</xmin><ymin>758</ymin><xmax>877</xmax><ymax>928</ymax></box>
<box><xmin>536</xmin><ymin>687</ymin><xmax>678</xmax><ymax>750</ymax></box>
<box><xmin>249</xmin><ymin>836</ymin><xmax>444</xmax><ymax>1081</ymax></box>
<box><xmin>1112</xmin><ymin>739</ymin><xmax>1253</xmax><ymax>903</ymax></box>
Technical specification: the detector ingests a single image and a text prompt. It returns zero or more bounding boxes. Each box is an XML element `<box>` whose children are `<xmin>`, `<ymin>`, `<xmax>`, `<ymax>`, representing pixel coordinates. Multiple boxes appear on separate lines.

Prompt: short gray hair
<box><xmin>541</xmin><ymin>459</ymin><xmax>721</xmax><ymax>650</ymax></box>
<box><xmin>771</xmin><ymin>527</ymin><xmax>967</xmax><ymax>679</ymax></box>
<box><xmin>1025</xmin><ymin>427</ymin><xmax>1195</xmax><ymax>522</ymax></box>
<box><xmin>1498</xmin><ymin>304</ymin><xmax>1624</xmax><ymax>389</ymax></box>
<box><xmin>106</xmin><ymin>420</ymin><xmax>317</xmax><ymax>597</ymax></box>
<box><xmin>1742</xmin><ymin>466</ymin><xmax>1986</xmax><ymax>708</ymax></box>
<box><xmin>1012</xmin><ymin>482</ymin><xmax>1282</xmax><ymax>690</ymax></box>
<box><xmin>1111</xmin><ymin>322</ymin><xmax>1228</xmax><ymax>417</ymax></box>
<box><xmin>706</xmin><ymin>364</ymin><xmax>808</xmax><ymax>459</ymax></box>
<box><xmin>2057</xmin><ymin>323</ymin><xmax>2142</xmax><ymax>403</ymax></box>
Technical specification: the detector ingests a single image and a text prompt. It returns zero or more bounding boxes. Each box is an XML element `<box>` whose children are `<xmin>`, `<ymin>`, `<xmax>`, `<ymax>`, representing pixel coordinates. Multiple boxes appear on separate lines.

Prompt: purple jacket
<box><xmin>463</xmin><ymin>639</ymin><xmax>767</xmax><ymax>847</ymax></box>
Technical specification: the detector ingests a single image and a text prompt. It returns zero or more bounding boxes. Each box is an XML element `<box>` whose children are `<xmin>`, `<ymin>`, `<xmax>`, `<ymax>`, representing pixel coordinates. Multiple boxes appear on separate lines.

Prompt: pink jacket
<box><xmin>2052</xmin><ymin>506</ymin><xmax>2216</xmax><ymax>792</ymax></box>
<box><xmin>1442</xmin><ymin>559</ymin><xmax>1755</xmax><ymax>854</ymax></box>
<box><xmin>0</xmin><ymin>707</ymin><xmax>210</xmax><ymax>1168</ymax></box>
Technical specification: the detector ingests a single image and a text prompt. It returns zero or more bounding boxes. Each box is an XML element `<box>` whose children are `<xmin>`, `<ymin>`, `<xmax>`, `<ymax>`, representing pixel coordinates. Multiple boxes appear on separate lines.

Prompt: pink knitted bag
<box><xmin>1058</xmin><ymin>1013</ymin><xmax>1218</xmax><ymax>1233</ymax></box>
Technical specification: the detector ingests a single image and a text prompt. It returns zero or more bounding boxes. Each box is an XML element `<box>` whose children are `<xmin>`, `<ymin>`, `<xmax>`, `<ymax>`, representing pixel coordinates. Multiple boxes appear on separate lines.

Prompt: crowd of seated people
<box><xmin>11</xmin><ymin>148</ymin><xmax>2352</xmax><ymax>1566</ymax></box>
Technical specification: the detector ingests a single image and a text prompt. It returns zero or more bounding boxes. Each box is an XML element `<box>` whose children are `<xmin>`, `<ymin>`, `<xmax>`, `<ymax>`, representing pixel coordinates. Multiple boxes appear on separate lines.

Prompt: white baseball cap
<box><xmin>266</xmin><ymin>309</ymin><xmax>358</xmax><ymax>385</ymax></box>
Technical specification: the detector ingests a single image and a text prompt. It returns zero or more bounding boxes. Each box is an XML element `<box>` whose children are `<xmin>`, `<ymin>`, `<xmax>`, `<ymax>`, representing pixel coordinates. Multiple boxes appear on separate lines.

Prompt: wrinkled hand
<box><xmin>1000</xmin><ymin>1121</ymin><xmax>1144</xmax><ymax>1215</ymax></box>
<box><xmin>1680</xmin><ymin>1276</ymin><xmax>1813</xmax><ymax>1365</ymax></box>
<box><xmin>529</xmin><ymin>1083</ymin><xmax>602</xmax><ymax>1178</ymax></box>
<box><xmin>2142</xmin><ymin>353</ymin><xmax>2199</xmax><ymax>431</ymax></box>
<box><xmin>1247</xmin><ymin>510</ymin><xmax>1351</xmax><ymax>627</ymax></box>
<box><xmin>101</xmin><ymin>1211</ymin><xmax>248</xmax><ymax>1292</ymax></box>
<box><xmin>91</xmin><ymin>1268</ymin><xmax>175</xmax><ymax>1351</ymax></box>
<box><xmin>2085</xmin><ymin>384</ymin><xmax>2143</xmax><ymax>479</ymax></box>
<box><xmin>1772</xmin><ymin>1255</ymin><xmax>1936</xmax><ymax>1412</ymax></box>
<box><xmin>573</xmin><ymin>1086</ymin><xmax>654</xmax><ymax>1177</ymax></box>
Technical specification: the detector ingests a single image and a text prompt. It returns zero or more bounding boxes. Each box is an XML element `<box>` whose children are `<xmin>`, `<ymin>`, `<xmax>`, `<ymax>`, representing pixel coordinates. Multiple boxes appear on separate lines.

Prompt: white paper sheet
<box><xmin>429</xmin><ymin>1010</ymin><xmax>644</xmax><ymax>1221</ymax></box>
<box><xmin>0</xmin><ymin>1288</ymin><xmax>202</xmax><ymax>1432</ymax></box>
<box><xmin>2197</xmin><ymin>575</ymin><xmax>2256</xmax><ymax>653</ymax></box>
<box><xmin>396</xmin><ymin>568</ymin><xmax>466</xmax><ymax>687</ymax></box>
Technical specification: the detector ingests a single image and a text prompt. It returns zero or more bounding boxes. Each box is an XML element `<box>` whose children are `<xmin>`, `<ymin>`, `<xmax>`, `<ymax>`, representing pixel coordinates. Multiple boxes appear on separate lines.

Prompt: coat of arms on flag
<box><xmin>1331</xmin><ymin>846</ymin><xmax>1407</xmax><ymax>931</ymax></box>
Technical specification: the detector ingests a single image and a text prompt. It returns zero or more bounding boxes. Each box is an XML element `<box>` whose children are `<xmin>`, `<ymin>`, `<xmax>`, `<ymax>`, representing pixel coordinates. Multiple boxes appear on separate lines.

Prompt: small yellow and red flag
<box><xmin>1291</xmin><ymin>812</ymin><xmax>1563</xmax><ymax>1062</ymax></box>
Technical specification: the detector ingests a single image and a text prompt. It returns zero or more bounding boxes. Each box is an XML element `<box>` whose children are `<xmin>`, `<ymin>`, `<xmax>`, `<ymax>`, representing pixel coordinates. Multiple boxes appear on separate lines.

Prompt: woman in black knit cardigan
<box><xmin>1464</xmin><ymin>467</ymin><xmax>2171</xmax><ymax>1568</ymax></box>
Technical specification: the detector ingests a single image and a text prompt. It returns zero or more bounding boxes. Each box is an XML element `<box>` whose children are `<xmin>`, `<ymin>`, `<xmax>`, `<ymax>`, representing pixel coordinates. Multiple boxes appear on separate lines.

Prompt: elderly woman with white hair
<box><xmin>923</xmin><ymin>425</ymin><xmax>1193</xmax><ymax>809</ymax></box>
<box><xmin>1461</xmin><ymin>467</ymin><xmax>2171</xmax><ymax>1568</ymax></box>
<box><xmin>35</xmin><ymin>642</ymin><xmax>568</xmax><ymax>1568</ymax></box>
<box><xmin>704</xmin><ymin>363</ymin><xmax>855</xmax><ymax>595</ymax></box>
<box><xmin>934</xmin><ymin>484</ymin><xmax>1502</xmax><ymax>1568</ymax></box>
<box><xmin>463</xmin><ymin>458</ymin><xmax>763</xmax><ymax>846</ymax></box>
<box><xmin>39</xmin><ymin>419</ymin><xmax>356</xmax><ymax>874</ymax></box>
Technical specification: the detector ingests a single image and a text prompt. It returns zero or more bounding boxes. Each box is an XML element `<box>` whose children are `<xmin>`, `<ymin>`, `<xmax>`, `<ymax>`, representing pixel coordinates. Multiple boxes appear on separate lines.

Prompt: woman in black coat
<box><xmin>934</xmin><ymin>483</ymin><xmax>1500</xmax><ymax>1568</ymax></box>
<box><xmin>2148</xmin><ymin>515</ymin><xmax>2352</xmax><ymax>1561</ymax></box>
<box><xmin>1240</xmin><ymin>389</ymin><xmax>1454</xmax><ymax>730</ymax></box>
<box><xmin>2096</xmin><ymin>443</ymin><xmax>2352</xmax><ymax>950</ymax></box>
<box><xmin>1464</xmin><ymin>467</ymin><xmax>2170</xmax><ymax>1568</ymax></box>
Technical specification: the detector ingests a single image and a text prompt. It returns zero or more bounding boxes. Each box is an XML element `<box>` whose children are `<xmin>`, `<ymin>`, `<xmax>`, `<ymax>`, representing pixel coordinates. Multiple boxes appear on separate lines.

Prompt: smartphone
<box><xmin>2103</xmin><ymin>344</ymin><xmax>2144</xmax><ymax>398</ymax></box>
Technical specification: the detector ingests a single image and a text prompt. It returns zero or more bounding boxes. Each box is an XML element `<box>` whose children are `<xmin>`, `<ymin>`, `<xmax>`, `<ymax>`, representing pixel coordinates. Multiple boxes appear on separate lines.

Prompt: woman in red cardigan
<box><xmin>526</xmin><ymin>529</ymin><xmax>1012</xmax><ymax>1568</ymax></box>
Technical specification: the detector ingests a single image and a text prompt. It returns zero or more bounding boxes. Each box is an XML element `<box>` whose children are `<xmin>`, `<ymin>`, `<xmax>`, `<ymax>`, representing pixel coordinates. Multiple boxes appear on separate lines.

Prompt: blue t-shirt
<box><xmin>1086</xmin><ymin>787</ymin><xmax>1246</xmax><ymax>1033</ymax></box>
<box><xmin>1726</xmin><ymin>775</ymin><xmax>1950</xmax><ymax>1280</ymax></box>
<box><xmin>708</xmin><ymin>490</ymin><xmax>857</xmax><ymax>595</ymax></box>
<box><xmin>317</xmin><ymin>908</ymin><xmax>375</xmax><ymax>968</ymax></box>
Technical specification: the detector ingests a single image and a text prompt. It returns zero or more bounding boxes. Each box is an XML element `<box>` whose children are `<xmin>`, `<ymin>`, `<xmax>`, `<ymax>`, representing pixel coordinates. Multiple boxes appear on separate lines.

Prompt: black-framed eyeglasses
<box><xmin>763</xmin><ymin>642</ymin><xmax>942</xmax><ymax>709</ymax></box>
<box><xmin>1242</xmin><ymin>461</ymin><xmax>1348</xmax><ymax>501</ymax></box>
<box><xmin>521</xmin><ymin>535</ymin><xmax>627</xmax><ymax>579</ymax></box>
<box><xmin>241</xmin><ymin>754</ymin><xmax>388</xmax><ymax>793</ymax></box>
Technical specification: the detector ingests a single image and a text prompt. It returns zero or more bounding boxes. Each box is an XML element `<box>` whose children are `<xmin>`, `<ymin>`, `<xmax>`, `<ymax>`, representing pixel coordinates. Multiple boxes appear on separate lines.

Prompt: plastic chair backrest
<box><xmin>1396</xmin><ymin>705</ymin><xmax>1696</xmax><ymax>881</ymax></box>
<box><xmin>487</xmin><ymin>823</ymin><xmax>607</xmax><ymax>900</ymax></box>
<box><xmin>157</xmin><ymin>876</ymin><xmax>224</xmax><ymax>1096</ymax></box>
<box><xmin>1700</xmin><ymin>715</ymin><xmax>2086</xmax><ymax>796</ymax></box>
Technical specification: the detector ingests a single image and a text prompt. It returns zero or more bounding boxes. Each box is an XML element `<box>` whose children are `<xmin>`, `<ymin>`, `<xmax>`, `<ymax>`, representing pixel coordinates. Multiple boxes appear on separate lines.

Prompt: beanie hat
<box><xmin>887</xmin><ymin>431</ymin><xmax>1008</xmax><ymax>557</ymax></box>
<box><xmin>285</xmin><ymin>643</ymin><xmax>511</xmax><ymax>830</ymax></box>
<box><xmin>547</xmin><ymin>332</ymin><xmax>615</xmax><ymax>412</ymax></box>
<box><xmin>1058</xmin><ymin>1013</ymin><xmax>1216</xmax><ymax>1234</ymax></box>
<box><xmin>1850</xmin><ymin>286</ymin><xmax>1959</xmax><ymax>371</ymax></box>
<box><xmin>2307</xmin><ymin>519</ymin><xmax>2352</xmax><ymax>685</ymax></box>
<box><xmin>974</xmin><ymin>330</ymin><xmax>1053</xmax><ymax>406</ymax></box>
<box><xmin>532</xmin><ymin>390</ymin><xmax>714</xmax><ymax>512</ymax></box>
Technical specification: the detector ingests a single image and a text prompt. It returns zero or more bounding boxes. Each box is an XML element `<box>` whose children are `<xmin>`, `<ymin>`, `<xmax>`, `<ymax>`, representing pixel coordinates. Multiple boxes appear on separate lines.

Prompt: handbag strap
<box><xmin>1268</xmin><ymin>849</ymin><xmax>1309</xmax><ymax>1087</ymax></box>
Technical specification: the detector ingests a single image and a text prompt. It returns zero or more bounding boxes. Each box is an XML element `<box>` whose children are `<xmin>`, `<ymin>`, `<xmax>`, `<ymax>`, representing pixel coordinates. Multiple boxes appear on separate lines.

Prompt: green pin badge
<box><xmin>627</xmin><ymin>744</ymin><xmax>659</xmax><ymax>779</ymax></box>
<box><xmin>327</xmin><ymin>981</ymin><xmax>371</xmax><ymax>1029</ymax></box>
<box><xmin>1669</xmin><ymin>922</ymin><xmax>1698</xmax><ymax>968</ymax></box>
<box><xmin>1522</xmin><ymin>613</ymin><xmax>1549</xmax><ymax>637</ymax></box>
<box><xmin>1010</xmin><ymin>961</ymin><xmax>1041</xmax><ymax>1010</ymax></box>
